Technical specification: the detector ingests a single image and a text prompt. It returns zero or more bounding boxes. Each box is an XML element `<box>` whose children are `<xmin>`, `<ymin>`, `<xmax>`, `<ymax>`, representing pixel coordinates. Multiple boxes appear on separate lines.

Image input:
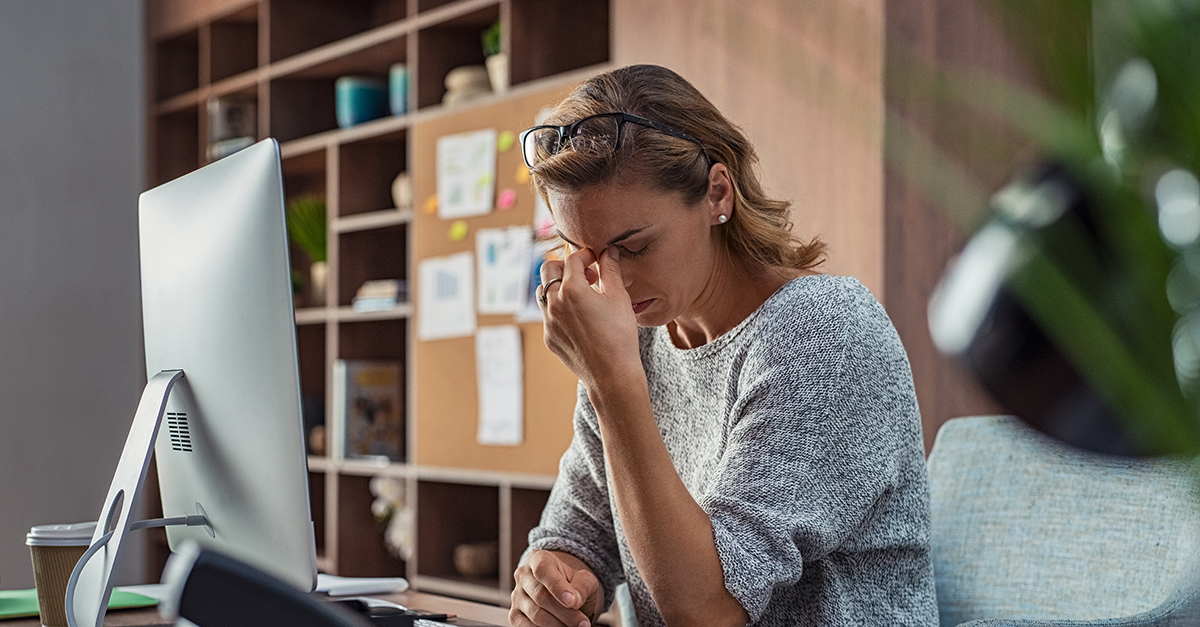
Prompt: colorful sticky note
<box><xmin>448</xmin><ymin>220</ymin><xmax>470</xmax><ymax>241</ymax></box>
<box><xmin>497</xmin><ymin>130</ymin><xmax>516</xmax><ymax>152</ymax></box>
<box><xmin>498</xmin><ymin>188</ymin><xmax>517</xmax><ymax>209</ymax></box>
<box><xmin>515</xmin><ymin>166</ymin><xmax>531</xmax><ymax>184</ymax></box>
<box><xmin>423</xmin><ymin>195</ymin><xmax>438</xmax><ymax>214</ymax></box>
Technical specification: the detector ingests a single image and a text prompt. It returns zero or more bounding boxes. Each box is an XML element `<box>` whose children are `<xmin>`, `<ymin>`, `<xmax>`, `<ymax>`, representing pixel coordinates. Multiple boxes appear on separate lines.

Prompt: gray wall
<box><xmin>0</xmin><ymin>1</ymin><xmax>147</xmax><ymax>588</ymax></box>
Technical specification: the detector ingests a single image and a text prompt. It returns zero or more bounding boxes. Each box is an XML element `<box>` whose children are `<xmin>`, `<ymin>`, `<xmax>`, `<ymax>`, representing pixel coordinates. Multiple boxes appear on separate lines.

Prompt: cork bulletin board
<box><xmin>412</xmin><ymin>84</ymin><xmax>580</xmax><ymax>475</ymax></box>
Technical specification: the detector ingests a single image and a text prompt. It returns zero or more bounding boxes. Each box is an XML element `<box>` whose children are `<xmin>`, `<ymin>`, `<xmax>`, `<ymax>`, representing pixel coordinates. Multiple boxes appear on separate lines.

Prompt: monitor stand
<box><xmin>65</xmin><ymin>370</ymin><xmax>213</xmax><ymax>627</ymax></box>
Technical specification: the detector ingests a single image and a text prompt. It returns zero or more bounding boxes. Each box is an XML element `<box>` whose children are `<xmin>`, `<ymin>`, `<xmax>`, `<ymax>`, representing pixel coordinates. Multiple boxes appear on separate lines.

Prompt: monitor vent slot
<box><xmin>167</xmin><ymin>412</ymin><xmax>193</xmax><ymax>452</ymax></box>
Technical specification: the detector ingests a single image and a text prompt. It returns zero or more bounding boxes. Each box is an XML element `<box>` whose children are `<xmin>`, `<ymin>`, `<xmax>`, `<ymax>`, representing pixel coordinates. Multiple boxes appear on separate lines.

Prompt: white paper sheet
<box><xmin>437</xmin><ymin>128</ymin><xmax>497</xmax><ymax>219</ymax></box>
<box><xmin>475</xmin><ymin>325</ymin><xmax>523</xmax><ymax>446</ymax></box>
<box><xmin>476</xmin><ymin>226</ymin><xmax>533</xmax><ymax>315</ymax></box>
<box><xmin>417</xmin><ymin>252</ymin><xmax>476</xmax><ymax>340</ymax></box>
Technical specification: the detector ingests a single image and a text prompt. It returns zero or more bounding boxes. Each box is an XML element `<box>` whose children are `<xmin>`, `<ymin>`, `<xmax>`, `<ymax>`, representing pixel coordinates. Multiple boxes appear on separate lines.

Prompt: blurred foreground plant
<box><xmin>901</xmin><ymin>0</ymin><xmax>1200</xmax><ymax>456</ymax></box>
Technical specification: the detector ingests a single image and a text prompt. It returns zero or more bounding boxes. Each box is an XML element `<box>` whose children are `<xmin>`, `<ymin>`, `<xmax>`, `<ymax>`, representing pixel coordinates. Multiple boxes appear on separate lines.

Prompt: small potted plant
<box><xmin>286</xmin><ymin>194</ymin><xmax>328</xmax><ymax>307</ymax></box>
<box><xmin>482</xmin><ymin>20</ymin><xmax>506</xmax><ymax>94</ymax></box>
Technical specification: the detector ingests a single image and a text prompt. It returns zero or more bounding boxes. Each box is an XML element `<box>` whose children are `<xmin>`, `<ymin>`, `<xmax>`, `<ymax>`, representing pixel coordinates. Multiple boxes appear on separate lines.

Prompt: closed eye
<box><xmin>618</xmin><ymin>243</ymin><xmax>650</xmax><ymax>258</ymax></box>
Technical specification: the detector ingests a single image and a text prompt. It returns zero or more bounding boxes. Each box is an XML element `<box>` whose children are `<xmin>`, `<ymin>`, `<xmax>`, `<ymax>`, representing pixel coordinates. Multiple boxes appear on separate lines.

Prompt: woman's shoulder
<box><xmin>756</xmin><ymin>274</ymin><xmax>889</xmax><ymax>336</ymax></box>
<box><xmin>746</xmin><ymin>275</ymin><xmax>906</xmax><ymax>371</ymax></box>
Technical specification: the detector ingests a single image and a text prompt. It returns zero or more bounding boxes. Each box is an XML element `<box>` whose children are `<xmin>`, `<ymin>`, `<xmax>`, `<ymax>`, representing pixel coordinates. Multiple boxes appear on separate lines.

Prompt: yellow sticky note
<box><xmin>448</xmin><ymin>220</ymin><xmax>469</xmax><ymax>241</ymax></box>
<box><xmin>515</xmin><ymin>166</ymin><xmax>531</xmax><ymax>184</ymax></box>
<box><xmin>497</xmin><ymin>130</ymin><xmax>516</xmax><ymax>152</ymax></box>
<box><xmin>423</xmin><ymin>195</ymin><xmax>438</xmax><ymax>214</ymax></box>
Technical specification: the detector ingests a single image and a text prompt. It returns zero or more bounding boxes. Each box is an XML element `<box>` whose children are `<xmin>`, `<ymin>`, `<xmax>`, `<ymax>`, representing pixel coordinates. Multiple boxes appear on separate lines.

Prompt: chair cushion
<box><xmin>928</xmin><ymin>416</ymin><xmax>1199</xmax><ymax>626</ymax></box>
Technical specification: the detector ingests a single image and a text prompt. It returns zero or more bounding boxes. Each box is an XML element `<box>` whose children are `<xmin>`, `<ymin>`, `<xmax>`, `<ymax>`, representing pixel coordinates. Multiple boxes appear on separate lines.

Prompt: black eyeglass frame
<box><xmin>519</xmin><ymin>112</ymin><xmax>712</xmax><ymax>169</ymax></box>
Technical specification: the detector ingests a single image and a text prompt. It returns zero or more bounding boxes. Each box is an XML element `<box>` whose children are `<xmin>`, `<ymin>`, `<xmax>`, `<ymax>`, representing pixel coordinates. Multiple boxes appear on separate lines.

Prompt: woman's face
<box><xmin>548</xmin><ymin>179</ymin><xmax>725</xmax><ymax>328</ymax></box>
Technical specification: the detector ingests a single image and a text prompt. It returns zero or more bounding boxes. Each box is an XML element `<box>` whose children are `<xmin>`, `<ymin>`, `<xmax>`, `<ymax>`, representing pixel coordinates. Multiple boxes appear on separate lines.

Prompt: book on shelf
<box><xmin>332</xmin><ymin>360</ymin><xmax>404</xmax><ymax>463</ymax></box>
<box><xmin>352</xmin><ymin>278</ymin><xmax>407</xmax><ymax>313</ymax></box>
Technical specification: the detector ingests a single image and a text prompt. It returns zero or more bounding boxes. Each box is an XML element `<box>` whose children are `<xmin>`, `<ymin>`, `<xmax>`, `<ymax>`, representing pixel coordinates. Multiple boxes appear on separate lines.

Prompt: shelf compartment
<box><xmin>297</xmin><ymin>322</ymin><xmax>327</xmax><ymax>455</ymax></box>
<box><xmin>509</xmin><ymin>0</ymin><xmax>609</xmax><ymax>87</ymax></box>
<box><xmin>210</xmin><ymin>5</ymin><xmax>260</xmax><ymax>83</ymax></box>
<box><xmin>270</xmin><ymin>76</ymin><xmax>338</xmax><ymax>143</ymax></box>
<box><xmin>269</xmin><ymin>0</ymin><xmax>408</xmax><ymax>63</ymax></box>
<box><xmin>336</xmin><ymin>474</ymin><xmax>408</xmax><ymax>576</ymax></box>
<box><xmin>339</xmin><ymin>132</ymin><xmax>407</xmax><ymax>216</ymax></box>
<box><xmin>337</xmin><ymin>225</ymin><xmax>408</xmax><ymax>307</ymax></box>
<box><xmin>508</xmin><ymin>487</ymin><xmax>550</xmax><ymax>580</ymax></box>
<box><xmin>275</xmin><ymin>31</ymin><xmax>408</xmax><ymax>81</ymax></box>
<box><xmin>153</xmin><ymin>106</ymin><xmax>200</xmax><ymax>186</ymax></box>
<box><xmin>417</xmin><ymin>481</ymin><xmax>501</xmax><ymax>584</ymax></box>
<box><xmin>337</xmin><ymin>320</ymin><xmax>409</xmax><ymax>466</ymax></box>
<box><xmin>339</xmin><ymin>318</ymin><xmax>408</xmax><ymax>361</ymax></box>
<box><xmin>310</xmin><ymin>470</ymin><xmax>327</xmax><ymax>559</ymax></box>
<box><xmin>270</xmin><ymin>33</ymin><xmax>410</xmax><ymax>144</ymax></box>
<box><xmin>156</xmin><ymin>28</ymin><xmax>200</xmax><ymax>101</ymax></box>
<box><xmin>282</xmin><ymin>146</ymin><xmax>327</xmax><ymax>197</ymax></box>
<box><xmin>415</xmin><ymin>3</ymin><xmax>500</xmax><ymax>109</ymax></box>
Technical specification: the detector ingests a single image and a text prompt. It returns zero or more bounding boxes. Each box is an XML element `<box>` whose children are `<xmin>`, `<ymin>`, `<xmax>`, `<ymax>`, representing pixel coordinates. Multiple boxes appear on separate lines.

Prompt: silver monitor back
<box><xmin>139</xmin><ymin>138</ymin><xmax>317</xmax><ymax>591</ymax></box>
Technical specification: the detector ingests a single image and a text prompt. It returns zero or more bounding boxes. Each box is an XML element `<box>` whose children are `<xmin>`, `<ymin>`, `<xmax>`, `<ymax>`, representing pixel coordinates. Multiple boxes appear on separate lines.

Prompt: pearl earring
<box><xmin>718</xmin><ymin>214</ymin><xmax>728</xmax><ymax>224</ymax></box>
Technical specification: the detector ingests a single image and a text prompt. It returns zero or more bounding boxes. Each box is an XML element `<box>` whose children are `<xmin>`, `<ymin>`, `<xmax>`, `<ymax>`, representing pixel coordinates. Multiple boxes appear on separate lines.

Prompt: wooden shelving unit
<box><xmin>147</xmin><ymin>0</ymin><xmax>609</xmax><ymax>605</ymax></box>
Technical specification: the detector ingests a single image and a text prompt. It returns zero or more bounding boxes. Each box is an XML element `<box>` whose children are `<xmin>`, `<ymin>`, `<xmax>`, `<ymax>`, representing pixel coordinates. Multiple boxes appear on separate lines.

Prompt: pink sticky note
<box><xmin>498</xmin><ymin>188</ymin><xmax>517</xmax><ymax>209</ymax></box>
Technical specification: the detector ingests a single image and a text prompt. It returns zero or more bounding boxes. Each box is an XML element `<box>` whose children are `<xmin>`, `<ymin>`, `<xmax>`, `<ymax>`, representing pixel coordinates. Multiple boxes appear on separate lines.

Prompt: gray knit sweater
<box><xmin>527</xmin><ymin>275</ymin><xmax>938</xmax><ymax>626</ymax></box>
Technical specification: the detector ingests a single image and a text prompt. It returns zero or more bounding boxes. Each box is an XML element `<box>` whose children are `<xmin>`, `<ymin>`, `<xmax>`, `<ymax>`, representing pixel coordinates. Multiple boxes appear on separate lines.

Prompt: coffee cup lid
<box><xmin>26</xmin><ymin>521</ymin><xmax>96</xmax><ymax>546</ymax></box>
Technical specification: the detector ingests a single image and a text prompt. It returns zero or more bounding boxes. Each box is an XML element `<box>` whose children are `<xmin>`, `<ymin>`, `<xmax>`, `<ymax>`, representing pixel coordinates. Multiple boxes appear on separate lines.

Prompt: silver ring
<box><xmin>539</xmin><ymin>278</ymin><xmax>563</xmax><ymax>304</ymax></box>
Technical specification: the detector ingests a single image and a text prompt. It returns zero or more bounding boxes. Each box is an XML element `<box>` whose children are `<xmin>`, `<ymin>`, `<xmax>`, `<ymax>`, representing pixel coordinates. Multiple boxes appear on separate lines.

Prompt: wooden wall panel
<box><xmin>884</xmin><ymin>0</ymin><xmax>1038</xmax><ymax>449</ymax></box>
<box><xmin>613</xmin><ymin>0</ymin><xmax>887</xmax><ymax>298</ymax></box>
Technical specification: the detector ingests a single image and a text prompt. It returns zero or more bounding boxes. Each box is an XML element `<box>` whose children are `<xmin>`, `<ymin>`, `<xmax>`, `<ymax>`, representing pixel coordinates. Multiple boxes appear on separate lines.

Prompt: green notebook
<box><xmin>0</xmin><ymin>588</ymin><xmax>157</xmax><ymax>620</ymax></box>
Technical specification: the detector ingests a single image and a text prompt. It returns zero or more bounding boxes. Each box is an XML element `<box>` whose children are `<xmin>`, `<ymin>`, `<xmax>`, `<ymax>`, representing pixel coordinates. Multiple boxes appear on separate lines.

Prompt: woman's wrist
<box><xmin>585</xmin><ymin>367</ymin><xmax>649</xmax><ymax>420</ymax></box>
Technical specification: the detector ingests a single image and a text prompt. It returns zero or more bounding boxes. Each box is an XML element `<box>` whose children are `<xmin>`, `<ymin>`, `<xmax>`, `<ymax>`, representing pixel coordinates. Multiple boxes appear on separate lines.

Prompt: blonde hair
<box><xmin>530</xmin><ymin>64</ymin><xmax>825</xmax><ymax>272</ymax></box>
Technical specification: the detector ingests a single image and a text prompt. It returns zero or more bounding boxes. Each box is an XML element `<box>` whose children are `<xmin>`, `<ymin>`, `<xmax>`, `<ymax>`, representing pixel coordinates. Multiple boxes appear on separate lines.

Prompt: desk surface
<box><xmin>3</xmin><ymin>590</ymin><xmax>511</xmax><ymax>627</ymax></box>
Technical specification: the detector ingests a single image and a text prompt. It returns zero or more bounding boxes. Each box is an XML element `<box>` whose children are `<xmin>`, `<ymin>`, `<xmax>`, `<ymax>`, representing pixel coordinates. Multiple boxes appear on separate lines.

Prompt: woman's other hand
<box><xmin>540</xmin><ymin>246</ymin><xmax>643</xmax><ymax>393</ymax></box>
<box><xmin>510</xmin><ymin>549</ymin><xmax>604</xmax><ymax>627</ymax></box>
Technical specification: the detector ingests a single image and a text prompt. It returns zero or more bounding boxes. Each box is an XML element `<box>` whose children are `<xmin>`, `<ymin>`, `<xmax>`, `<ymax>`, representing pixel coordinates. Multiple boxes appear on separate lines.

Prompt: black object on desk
<box><xmin>162</xmin><ymin>545</ymin><xmax>373</xmax><ymax>627</ymax></box>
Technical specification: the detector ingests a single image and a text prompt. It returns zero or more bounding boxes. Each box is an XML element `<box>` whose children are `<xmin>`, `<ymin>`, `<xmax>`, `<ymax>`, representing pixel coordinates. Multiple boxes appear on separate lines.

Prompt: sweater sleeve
<box><xmin>699</xmin><ymin>290</ymin><xmax>921</xmax><ymax>622</ymax></box>
<box><xmin>524</xmin><ymin>382</ymin><xmax>624</xmax><ymax>611</ymax></box>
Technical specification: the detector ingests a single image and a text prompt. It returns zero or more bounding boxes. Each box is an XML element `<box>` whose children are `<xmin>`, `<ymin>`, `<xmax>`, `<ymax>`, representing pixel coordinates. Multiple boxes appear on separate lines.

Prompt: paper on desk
<box><xmin>437</xmin><ymin>129</ymin><xmax>497</xmax><ymax>219</ymax></box>
<box><xmin>316</xmin><ymin>574</ymin><xmax>409</xmax><ymax>597</ymax></box>
<box><xmin>476</xmin><ymin>325</ymin><xmax>523</xmax><ymax>446</ymax></box>
<box><xmin>477</xmin><ymin>226</ymin><xmax>532</xmax><ymax>315</ymax></box>
<box><xmin>418</xmin><ymin>252</ymin><xmax>476</xmax><ymax>340</ymax></box>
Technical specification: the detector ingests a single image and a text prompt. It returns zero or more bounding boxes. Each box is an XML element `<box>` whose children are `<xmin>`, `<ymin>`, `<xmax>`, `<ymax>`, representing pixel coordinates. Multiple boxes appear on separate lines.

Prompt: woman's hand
<box><xmin>510</xmin><ymin>550</ymin><xmax>604</xmax><ymax>627</ymax></box>
<box><xmin>539</xmin><ymin>246</ymin><xmax>643</xmax><ymax>393</ymax></box>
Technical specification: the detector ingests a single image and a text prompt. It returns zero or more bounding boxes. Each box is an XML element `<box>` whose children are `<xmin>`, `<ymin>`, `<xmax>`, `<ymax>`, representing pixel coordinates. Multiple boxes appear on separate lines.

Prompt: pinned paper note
<box><xmin>477</xmin><ymin>226</ymin><xmax>532</xmax><ymax>314</ymax></box>
<box><xmin>497</xmin><ymin>130</ymin><xmax>516</xmax><ymax>152</ymax></box>
<box><xmin>515</xmin><ymin>165</ymin><xmax>531</xmax><ymax>185</ymax></box>
<box><xmin>497</xmin><ymin>188</ymin><xmax>517</xmax><ymax>209</ymax></box>
<box><xmin>476</xmin><ymin>325</ymin><xmax>523</xmax><ymax>446</ymax></box>
<box><xmin>423</xmin><ymin>195</ymin><xmax>438</xmax><ymax>214</ymax></box>
<box><xmin>437</xmin><ymin>129</ymin><xmax>497</xmax><ymax>219</ymax></box>
<box><xmin>417</xmin><ymin>252</ymin><xmax>475</xmax><ymax>340</ymax></box>
<box><xmin>448</xmin><ymin>220</ymin><xmax>469</xmax><ymax>241</ymax></box>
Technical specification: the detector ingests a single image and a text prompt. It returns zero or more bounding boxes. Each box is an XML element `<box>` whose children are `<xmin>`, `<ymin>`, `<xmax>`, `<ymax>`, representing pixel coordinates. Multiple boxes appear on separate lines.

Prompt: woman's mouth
<box><xmin>632</xmin><ymin>299</ymin><xmax>653</xmax><ymax>314</ymax></box>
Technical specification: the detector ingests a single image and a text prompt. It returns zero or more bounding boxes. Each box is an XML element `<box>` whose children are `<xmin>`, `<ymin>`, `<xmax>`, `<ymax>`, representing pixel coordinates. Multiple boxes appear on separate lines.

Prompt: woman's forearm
<box><xmin>588</xmin><ymin>380</ymin><xmax>749</xmax><ymax>627</ymax></box>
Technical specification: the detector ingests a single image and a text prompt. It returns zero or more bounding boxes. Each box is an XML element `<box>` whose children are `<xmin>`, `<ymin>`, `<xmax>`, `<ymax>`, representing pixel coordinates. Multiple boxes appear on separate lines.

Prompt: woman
<box><xmin>511</xmin><ymin>65</ymin><xmax>936</xmax><ymax>627</ymax></box>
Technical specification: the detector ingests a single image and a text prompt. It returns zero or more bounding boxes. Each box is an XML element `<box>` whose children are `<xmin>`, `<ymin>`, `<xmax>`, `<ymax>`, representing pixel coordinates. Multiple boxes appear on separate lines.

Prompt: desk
<box><xmin>4</xmin><ymin>590</ymin><xmax>511</xmax><ymax>627</ymax></box>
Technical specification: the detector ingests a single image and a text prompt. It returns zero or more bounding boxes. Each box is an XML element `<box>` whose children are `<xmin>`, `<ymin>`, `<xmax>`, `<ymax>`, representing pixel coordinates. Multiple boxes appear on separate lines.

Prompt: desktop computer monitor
<box><xmin>68</xmin><ymin>139</ymin><xmax>317</xmax><ymax>627</ymax></box>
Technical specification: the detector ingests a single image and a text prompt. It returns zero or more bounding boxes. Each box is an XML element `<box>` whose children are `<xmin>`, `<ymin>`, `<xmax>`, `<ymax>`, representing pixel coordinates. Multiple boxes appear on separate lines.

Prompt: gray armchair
<box><xmin>928</xmin><ymin>416</ymin><xmax>1200</xmax><ymax>626</ymax></box>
